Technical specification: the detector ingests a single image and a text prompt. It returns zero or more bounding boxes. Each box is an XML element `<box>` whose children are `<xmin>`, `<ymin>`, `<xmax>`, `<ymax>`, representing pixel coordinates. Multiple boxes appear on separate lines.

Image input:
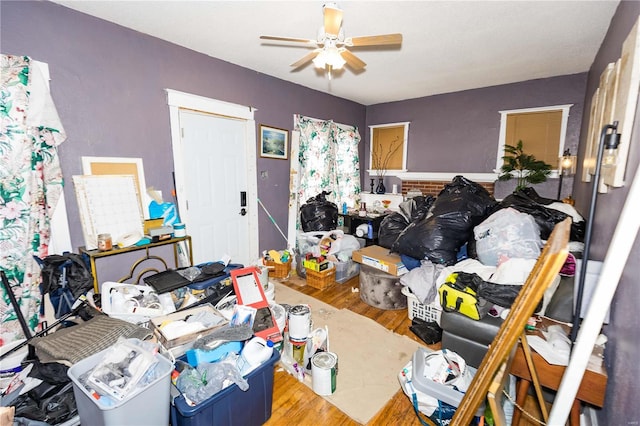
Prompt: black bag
<box><xmin>300</xmin><ymin>191</ymin><xmax>338</xmax><ymax>232</ymax></box>
<box><xmin>392</xmin><ymin>176</ymin><xmax>497</xmax><ymax>264</ymax></box>
<box><xmin>36</xmin><ymin>253</ymin><xmax>93</xmax><ymax>318</ymax></box>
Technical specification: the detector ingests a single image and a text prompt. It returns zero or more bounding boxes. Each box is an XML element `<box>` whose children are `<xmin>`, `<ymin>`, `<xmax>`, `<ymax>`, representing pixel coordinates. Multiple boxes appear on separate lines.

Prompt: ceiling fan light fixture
<box><xmin>312</xmin><ymin>46</ymin><xmax>345</xmax><ymax>70</ymax></box>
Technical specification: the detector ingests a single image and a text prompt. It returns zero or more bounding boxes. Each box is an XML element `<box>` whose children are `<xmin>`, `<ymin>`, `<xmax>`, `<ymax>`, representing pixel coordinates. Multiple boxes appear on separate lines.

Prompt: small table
<box><xmin>510</xmin><ymin>341</ymin><xmax>607</xmax><ymax>426</ymax></box>
<box><xmin>79</xmin><ymin>235</ymin><xmax>193</xmax><ymax>293</ymax></box>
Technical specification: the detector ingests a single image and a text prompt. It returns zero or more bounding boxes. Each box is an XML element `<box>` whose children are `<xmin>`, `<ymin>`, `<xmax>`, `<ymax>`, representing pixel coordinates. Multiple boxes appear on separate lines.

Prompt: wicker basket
<box><xmin>263</xmin><ymin>258</ymin><xmax>291</xmax><ymax>279</ymax></box>
<box><xmin>401</xmin><ymin>286</ymin><xmax>442</xmax><ymax>325</ymax></box>
<box><xmin>305</xmin><ymin>267</ymin><xmax>336</xmax><ymax>290</ymax></box>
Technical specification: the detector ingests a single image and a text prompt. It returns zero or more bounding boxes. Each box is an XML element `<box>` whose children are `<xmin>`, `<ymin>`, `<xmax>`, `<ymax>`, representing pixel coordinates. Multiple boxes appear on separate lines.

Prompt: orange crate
<box><xmin>305</xmin><ymin>267</ymin><xmax>336</xmax><ymax>290</ymax></box>
<box><xmin>264</xmin><ymin>259</ymin><xmax>291</xmax><ymax>278</ymax></box>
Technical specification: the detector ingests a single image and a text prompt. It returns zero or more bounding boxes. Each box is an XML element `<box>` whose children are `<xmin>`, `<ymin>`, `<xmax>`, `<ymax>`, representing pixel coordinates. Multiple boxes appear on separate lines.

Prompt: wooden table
<box><xmin>510</xmin><ymin>341</ymin><xmax>607</xmax><ymax>425</ymax></box>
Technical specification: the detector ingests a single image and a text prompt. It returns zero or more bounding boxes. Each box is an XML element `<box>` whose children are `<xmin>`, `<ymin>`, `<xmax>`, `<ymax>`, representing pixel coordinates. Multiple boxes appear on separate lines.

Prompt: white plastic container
<box><xmin>237</xmin><ymin>336</ymin><xmax>274</xmax><ymax>376</ymax></box>
<box><xmin>173</xmin><ymin>223</ymin><xmax>186</xmax><ymax>237</ymax></box>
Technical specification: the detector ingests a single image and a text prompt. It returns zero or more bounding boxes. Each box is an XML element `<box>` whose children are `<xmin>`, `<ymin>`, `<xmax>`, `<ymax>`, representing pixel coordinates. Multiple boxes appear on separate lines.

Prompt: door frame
<box><xmin>166</xmin><ymin>89</ymin><xmax>259</xmax><ymax>262</ymax></box>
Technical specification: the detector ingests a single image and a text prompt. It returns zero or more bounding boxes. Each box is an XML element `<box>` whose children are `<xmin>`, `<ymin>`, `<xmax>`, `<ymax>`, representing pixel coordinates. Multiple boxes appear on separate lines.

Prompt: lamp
<box><xmin>557</xmin><ymin>149</ymin><xmax>576</xmax><ymax>200</ymax></box>
<box><xmin>569</xmin><ymin>121</ymin><xmax>621</xmax><ymax>345</ymax></box>
<box><xmin>312</xmin><ymin>40</ymin><xmax>346</xmax><ymax>70</ymax></box>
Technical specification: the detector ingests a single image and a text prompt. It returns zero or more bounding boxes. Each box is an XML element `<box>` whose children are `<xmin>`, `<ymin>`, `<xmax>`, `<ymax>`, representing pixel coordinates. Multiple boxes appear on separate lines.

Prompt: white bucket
<box><xmin>288</xmin><ymin>304</ymin><xmax>311</xmax><ymax>342</ymax></box>
<box><xmin>311</xmin><ymin>352</ymin><xmax>338</xmax><ymax>395</ymax></box>
<box><xmin>270</xmin><ymin>303</ymin><xmax>286</xmax><ymax>334</ymax></box>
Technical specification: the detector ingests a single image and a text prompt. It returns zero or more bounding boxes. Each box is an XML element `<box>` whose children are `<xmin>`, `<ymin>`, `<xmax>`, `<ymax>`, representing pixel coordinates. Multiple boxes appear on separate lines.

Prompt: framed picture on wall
<box><xmin>259</xmin><ymin>125</ymin><xmax>288</xmax><ymax>160</ymax></box>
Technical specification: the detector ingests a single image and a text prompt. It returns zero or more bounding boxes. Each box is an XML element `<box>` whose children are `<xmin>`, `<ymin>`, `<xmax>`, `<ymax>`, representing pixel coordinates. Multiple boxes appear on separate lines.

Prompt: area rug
<box><xmin>273</xmin><ymin>283</ymin><xmax>423</xmax><ymax>424</ymax></box>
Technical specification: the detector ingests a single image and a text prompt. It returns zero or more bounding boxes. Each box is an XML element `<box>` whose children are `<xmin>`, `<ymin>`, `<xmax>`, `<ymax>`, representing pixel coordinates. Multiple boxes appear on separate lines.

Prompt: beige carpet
<box><xmin>274</xmin><ymin>283</ymin><xmax>423</xmax><ymax>425</ymax></box>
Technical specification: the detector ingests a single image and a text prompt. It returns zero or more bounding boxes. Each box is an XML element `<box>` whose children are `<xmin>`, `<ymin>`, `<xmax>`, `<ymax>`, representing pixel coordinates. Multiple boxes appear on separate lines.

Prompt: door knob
<box><xmin>240</xmin><ymin>208</ymin><xmax>247</xmax><ymax>216</ymax></box>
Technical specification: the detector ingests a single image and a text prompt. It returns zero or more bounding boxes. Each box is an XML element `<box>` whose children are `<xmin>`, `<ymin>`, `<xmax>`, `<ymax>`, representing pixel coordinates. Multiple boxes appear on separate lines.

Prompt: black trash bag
<box><xmin>300</xmin><ymin>191</ymin><xmax>338</xmax><ymax>232</ymax></box>
<box><xmin>497</xmin><ymin>189</ymin><xmax>585</xmax><ymax>241</ymax></box>
<box><xmin>403</xmin><ymin>195</ymin><xmax>435</xmax><ymax>222</ymax></box>
<box><xmin>429</xmin><ymin>175</ymin><xmax>498</xmax><ymax>219</ymax></box>
<box><xmin>392</xmin><ymin>211</ymin><xmax>471</xmax><ymax>265</ymax></box>
<box><xmin>378</xmin><ymin>196</ymin><xmax>436</xmax><ymax>249</ymax></box>
<box><xmin>409</xmin><ymin>317</ymin><xmax>443</xmax><ymax>345</ymax></box>
<box><xmin>378</xmin><ymin>212</ymin><xmax>410</xmax><ymax>249</ymax></box>
<box><xmin>455</xmin><ymin>271</ymin><xmax>541</xmax><ymax>311</ymax></box>
<box><xmin>392</xmin><ymin>176</ymin><xmax>497</xmax><ymax>264</ymax></box>
<box><xmin>520</xmin><ymin>187</ymin><xmax>556</xmax><ymax>205</ymax></box>
<box><xmin>13</xmin><ymin>371</ymin><xmax>77</xmax><ymax>425</ymax></box>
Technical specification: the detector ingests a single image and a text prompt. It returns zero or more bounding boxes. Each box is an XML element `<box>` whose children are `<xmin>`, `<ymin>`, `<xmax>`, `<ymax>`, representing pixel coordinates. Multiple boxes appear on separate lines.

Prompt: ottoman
<box><xmin>358</xmin><ymin>264</ymin><xmax>407</xmax><ymax>310</ymax></box>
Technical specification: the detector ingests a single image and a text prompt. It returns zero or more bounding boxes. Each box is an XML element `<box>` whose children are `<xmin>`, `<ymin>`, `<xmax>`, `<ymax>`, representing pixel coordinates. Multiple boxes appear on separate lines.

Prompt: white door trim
<box><xmin>166</xmin><ymin>89</ymin><xmax>259</xmax><ymax>261</ymax></box>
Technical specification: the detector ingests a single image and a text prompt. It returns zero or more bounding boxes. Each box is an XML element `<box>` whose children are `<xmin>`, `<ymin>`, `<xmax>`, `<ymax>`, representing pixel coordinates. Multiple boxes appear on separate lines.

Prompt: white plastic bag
<box><xmin>474</xmin><ymin>207</ymin><xmax>542</xmax><ymax>266</ymax></box>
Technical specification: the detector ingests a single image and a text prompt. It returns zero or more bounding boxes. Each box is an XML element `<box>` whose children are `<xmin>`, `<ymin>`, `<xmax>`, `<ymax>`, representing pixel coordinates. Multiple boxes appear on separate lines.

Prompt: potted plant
<box><xmin>498</xmin><ymin>140</ymin><xmax>552</xmax><ymax>191</ymax></box>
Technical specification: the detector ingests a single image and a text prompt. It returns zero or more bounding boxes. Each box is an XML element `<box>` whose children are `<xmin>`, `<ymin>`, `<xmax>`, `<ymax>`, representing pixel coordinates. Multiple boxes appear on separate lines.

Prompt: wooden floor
<box><xmin>265</xmin><ymin>274</ymin><xmax>546</xmax><ymax>426</ymax></box>
<box><xmin>265</xmin><ymin>274</ymin><xmax>439</xmax><ymax>426</ymax></box>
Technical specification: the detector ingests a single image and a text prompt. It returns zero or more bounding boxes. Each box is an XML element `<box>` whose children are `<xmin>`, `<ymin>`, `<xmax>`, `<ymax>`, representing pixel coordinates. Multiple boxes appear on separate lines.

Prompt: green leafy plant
<box><xmin>498</xmin><ymin>140</ymin><xmax>552</xmax><ymax>191</ymax></box>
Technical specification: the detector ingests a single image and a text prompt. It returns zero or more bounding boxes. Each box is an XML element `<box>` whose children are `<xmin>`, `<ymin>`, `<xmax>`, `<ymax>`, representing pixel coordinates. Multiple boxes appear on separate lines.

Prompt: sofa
<box><xmin>439</xmin><ymin>275</ymin><xmax>574</xmax><ymax>368</ymax></box>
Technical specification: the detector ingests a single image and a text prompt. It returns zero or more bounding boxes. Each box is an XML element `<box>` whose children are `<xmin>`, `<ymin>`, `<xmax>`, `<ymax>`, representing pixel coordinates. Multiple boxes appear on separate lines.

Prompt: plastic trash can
<box><xmin>68</xmin><ymin>348</ymin><xmax>173</xmax><ymax>426</ymax></box>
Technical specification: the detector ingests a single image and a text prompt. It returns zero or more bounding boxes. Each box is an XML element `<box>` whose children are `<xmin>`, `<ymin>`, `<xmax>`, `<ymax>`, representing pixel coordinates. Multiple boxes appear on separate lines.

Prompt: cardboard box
<box><xmin>352</xmin><ymin>245</ymin><xmax>407</xmax><ymax>276</ymax></box>
<box><xmin>302</xmin><ymin>259</ymin><xmax>329</xmax><ymax>272</ymax></box>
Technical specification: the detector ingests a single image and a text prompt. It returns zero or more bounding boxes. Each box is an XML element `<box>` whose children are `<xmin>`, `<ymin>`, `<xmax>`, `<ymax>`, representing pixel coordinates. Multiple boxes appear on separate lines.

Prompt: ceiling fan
<box><xmin>260</xmin><ymin>2</ymin><xmax>402</xmax><ymax>76</ymax></box>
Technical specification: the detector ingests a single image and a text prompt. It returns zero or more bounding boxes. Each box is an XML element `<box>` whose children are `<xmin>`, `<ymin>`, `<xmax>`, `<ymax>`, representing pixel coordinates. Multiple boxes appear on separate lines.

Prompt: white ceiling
<box><xmin>51</xmin><ymin>1</ymin><xmax>619</xmax><ymax>106</ymax></box>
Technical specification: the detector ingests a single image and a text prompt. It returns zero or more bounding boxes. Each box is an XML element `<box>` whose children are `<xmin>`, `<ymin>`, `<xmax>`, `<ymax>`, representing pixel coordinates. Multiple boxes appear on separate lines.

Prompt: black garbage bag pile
<box><xmin>377</xmin><ymin>195</ymin><xmax>435</xmax><ymax>249</ymax></box>
<box><xmin>11</xmin><ymin>359</ymin><xmax>78</xmax><ymax>425</ymax></box>
<box><xmin>392</xmin><ymin>176</ymin><xmax>497</xmax><ymax>265</ymax></box>
<box><xmin>300</xmin><ymin>191</ymin><xmax>338</xmax><ymax>232</ymax></box>
<box><xmin>495</xmin><ymin>188</ymin><xmax>585</xmax><ymax>241</ymax></box>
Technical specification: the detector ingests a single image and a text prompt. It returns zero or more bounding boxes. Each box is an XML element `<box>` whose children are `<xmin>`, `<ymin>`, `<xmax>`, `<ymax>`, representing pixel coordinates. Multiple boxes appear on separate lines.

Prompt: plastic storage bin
<box><xmin>411</xmin><ymin>347</ymin><xmax>484</xmax><ymax>417</ymax></box>
<box><xmin>334</xmin><ymin>259</ymin><xmax>360</xmax><ymax>284</ymax></box>
<box><xmin>68</xmin><ymin>349</ymin><xmax>173</xmax><ymax>426</ymax></box>
<box><xmin>171</xmin><ymin>350</ymin><xmax>281</xmax><ymax>426</ymax></box>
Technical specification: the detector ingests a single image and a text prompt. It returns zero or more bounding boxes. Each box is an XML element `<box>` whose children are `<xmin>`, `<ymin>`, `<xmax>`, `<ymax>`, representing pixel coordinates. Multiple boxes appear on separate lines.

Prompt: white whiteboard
<box><xmin>73</xmin><ymin>175</ymin><xmax>144</xmax><ymax>250</ymax></box>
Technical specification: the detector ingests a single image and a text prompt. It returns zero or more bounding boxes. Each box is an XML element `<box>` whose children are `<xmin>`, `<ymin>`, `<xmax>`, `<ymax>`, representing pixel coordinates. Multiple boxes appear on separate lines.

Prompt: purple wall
<box><xmin>571</xmin><ymin>1</ymin><xmax>640</xmax><ymax>423</ymax></box>
<box><xmin>366</xmin><ymin>74</ymin><xmax>588</xmax><ymax>199</ymax></box>
<box><xmin>4</xmin><ymin>3</ymin><xmax>639</xmax><ymax>420</ymax></box>
<box><xmin>1</xmin><ymin>0</ymin><xmax>365</xmax><ymax>264</ymax></box>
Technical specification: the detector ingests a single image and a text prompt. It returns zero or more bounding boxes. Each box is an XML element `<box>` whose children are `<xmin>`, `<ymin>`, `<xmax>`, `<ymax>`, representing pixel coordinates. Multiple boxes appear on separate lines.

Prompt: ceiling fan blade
<box><xmin>348</xmin><ymin>33</ymin><xmax>403</xmax><ymax>47</ymax></box>
<box><xmin>340</xmin><ymin>49</ymin><xmax>366</xmax><ymax>71</ymax></box>
<box><xmin>290</xmin><ymin>49</ymin><xmax>322</xmax><ymax>69</ymax></box>
<box><xmin>260</xmin><ymin>35</ymin><xmax>316</xmax><ymax>44</ymax></box>
<box><xmin>323</xmin><ymin>3</ymin><xmax>343</xmax><ymax>36</ymax></box>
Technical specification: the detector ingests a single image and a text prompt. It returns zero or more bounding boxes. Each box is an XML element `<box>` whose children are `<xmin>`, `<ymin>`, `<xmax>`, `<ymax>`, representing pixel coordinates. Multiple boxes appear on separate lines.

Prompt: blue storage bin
<box><xmin>170</xmin><ymin>350</ymin><xmax>280</xmax><ymax>426</ymax></box>
<box><xmin>187</xmin><ymin>263</ymin><xmax>244</xmax><ymax>291</ymax></box>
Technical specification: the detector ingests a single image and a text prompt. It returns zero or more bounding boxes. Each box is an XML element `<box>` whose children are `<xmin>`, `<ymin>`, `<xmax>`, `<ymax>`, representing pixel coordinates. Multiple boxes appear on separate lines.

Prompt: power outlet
<box><xmin>260</xmin><ymin>170</ymin><xmax>268</xmax><ymax>180</ymax></box>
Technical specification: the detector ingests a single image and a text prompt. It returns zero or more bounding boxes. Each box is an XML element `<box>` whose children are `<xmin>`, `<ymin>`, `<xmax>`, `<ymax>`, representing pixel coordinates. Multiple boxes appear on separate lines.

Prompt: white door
<box><xmin>167</xmin><ymin>90</ymin><xmax>259</xmax><ymax>266</ymax></box>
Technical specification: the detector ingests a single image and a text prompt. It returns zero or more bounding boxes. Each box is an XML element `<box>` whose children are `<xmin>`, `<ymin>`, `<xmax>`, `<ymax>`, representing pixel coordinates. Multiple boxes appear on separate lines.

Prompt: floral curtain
<box><xmin>294</xmin><ymin>114</ymin><xmax>361</xmax><ymax>213</ymax></box>
<box><xmin>1</xmin><ymin>55</ymin><xmax>66</xmax><ymax>343</ymax></box>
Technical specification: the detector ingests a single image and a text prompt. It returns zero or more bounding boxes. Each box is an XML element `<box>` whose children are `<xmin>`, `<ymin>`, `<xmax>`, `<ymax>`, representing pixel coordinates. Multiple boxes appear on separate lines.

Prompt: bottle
<box><xmin>97</xmin><ymin>233</ymin><xmax>112</xmax><ymax>251</ymax></box>
<box><xmin>358</xmin><ymin>202</ymin><xmax>367</xmax><ymax>217</ymax></box>
<box><xmin>237</xmin><ymin>337</ymin><xmax>274</xmax><ymax>375</ymax></box>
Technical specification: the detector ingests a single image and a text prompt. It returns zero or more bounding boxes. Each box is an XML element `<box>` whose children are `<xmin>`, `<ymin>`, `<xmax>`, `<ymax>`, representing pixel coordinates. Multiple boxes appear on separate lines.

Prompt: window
<box><xmin>369</xmin><ymin>122</ymin><xmax>409</xmax><ymax>176</ymax></box>
<box><xmin>496</xmin><ymin>105</ymin><xmax>572</xmax><ymax>172</ymax></box>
